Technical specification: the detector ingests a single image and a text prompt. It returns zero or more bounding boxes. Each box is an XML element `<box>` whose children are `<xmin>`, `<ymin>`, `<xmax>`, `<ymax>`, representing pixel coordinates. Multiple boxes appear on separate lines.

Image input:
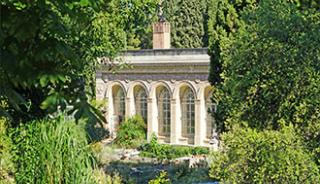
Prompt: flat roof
<box><xmin>121</xmin><ymin>48</ymin><xmax>209</xmax><ymax>57</ymax></box>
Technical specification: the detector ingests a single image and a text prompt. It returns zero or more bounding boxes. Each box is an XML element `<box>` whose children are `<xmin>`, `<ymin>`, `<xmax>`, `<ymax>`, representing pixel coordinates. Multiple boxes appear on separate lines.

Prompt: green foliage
<box><xmin>108</xmin><ymin>0</ymin><xmax>159</xmax><ymax>49</ymax></box>
<box><xmin>11</xmin><ymin>117</ymin><xmax>97</xmax><ymax>184</ymax></box>
<box><xmin>114</xmin><ymin>115</ymin><xmax>147</xmax><ymax>148</ymax></box>
<box><xmin>207</xmin><ymin>0</ymin><xmax>319</xmax><ymax>85</ymax></box>
<box><xmin>207</xmin><ymin>0</ymin><xmax>257</xmax><ymax>85</ymax></box>
<box><xmin>0</xmin><ymin>118</ymin><xmax>15</xmax><ymax>184</ymax></box>
<box><xmin>214</xmin><ymin>0</ymin><xmax>320</xmax><ymax>134</ymax></box>
<box><xmin>85</xmin><ymin>99</ymin><xmax>110</xmax><ymax>142</ymax></box>
<box><xmin>149</xmin><ymin>171</ymin><xmax>171</xmax><ymax>184</ymax></box>
<box><xmin>0</xmin><ymin>0</ymin><xmax>126</xmax><ymax>124</ymax></box>
<box><xmin>139</xmin><ymin>134</ymin><xmax>209</xmax><ymax>160</ymax></box>
<box><xmin>93</xmin><ymin>169</ymin><xmax>122</xmax><ymax>184</ymax></box>
<box><xmin>163</xmin><ymin>0</ymin><xmax>210</xmax><ymax>48</ymax></box>
<box><xmin>209</xmin><ymin>125</ymin><xmax>320</xmax><ymax>183</ymax></box>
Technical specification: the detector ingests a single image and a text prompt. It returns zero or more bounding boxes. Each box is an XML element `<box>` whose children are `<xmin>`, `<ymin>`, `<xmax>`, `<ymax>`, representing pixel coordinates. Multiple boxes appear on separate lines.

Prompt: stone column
<box><xmin>125</xmin><ymin>97</ymin><xmax>135</xmax><ymax>117</ymax></box>
<box><xmin>147</xmin><ymin>97</ymin><xmax>158</xmax><ymax>141</ymax></box>
<box><xmin>104</xmin><ymin>84</ymin><xmax>116</xmax><ymax>138</ymax></box>
<box><xmin>170</xmin><ymin>98</ymin><xmax>181</xmax><ymax>144</ymax></box>
<box><xmin>195</xmin><ymin>97</ymin><xmax>206</xmax><ymax>146</ymax></box>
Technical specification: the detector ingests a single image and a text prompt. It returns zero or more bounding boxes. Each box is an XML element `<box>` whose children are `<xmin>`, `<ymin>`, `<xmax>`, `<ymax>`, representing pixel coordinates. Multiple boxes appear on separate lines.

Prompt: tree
<box><xmin>207</xmin><ymin>0</ymin><xmax>319</xmax><ymax>85</ymax></box>
<box><xmin>207</xmin><ymin>0</ymin><xmax>257</xmax><ymax>85</ymax></box>
<box><xmin>163</xmin><ymin>0</ymin><xmax>210</xmax><ymax>48</ymax></box>
<box><xmin>212</xmin><ymin>0</ymin><xmax>320</xmax><ymax>161</ymax></box>
<box><xmin>0</xmin><ymin>0</ymin><xmax>125</xmax><ymax>124</ymax></box>
<box><xmin>109</xmin><ymin>0</ymin><xmax>159</xmax><ymax>50</ymax></box>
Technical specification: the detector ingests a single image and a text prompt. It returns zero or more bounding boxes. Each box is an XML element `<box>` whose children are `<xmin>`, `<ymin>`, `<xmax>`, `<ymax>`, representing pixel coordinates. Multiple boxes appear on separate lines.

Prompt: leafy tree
<box><xmin>163</xmin><ymin>0</ymin><xmax>210</xmax><ymax>48</ymax></box>
<box><xmin>215</xmin><ymin>0</ymin><xmax>320</xmax><ymax>128</ymax></box>
<box><xmin>209</xmin><ymin>126</ymin><xmax>320</xmax><ymax>183</ymax></box>
<box><xmin>212</xmin><ymin>0</ymin><xmax>320</xmax><ymax>162</ymax></box>
<box><xmin>207</xmin><ymin>0</ymin><xmax>319</xmax><ymax>85</ymax></box>
<box><xmin>109</xmin><ymin>0</ymin><xmax>159</xmax><ymax>50</ymax></box>
<box><xmin>207</xmin><ymin>0</ymin><xmax>258</xmax><ymax>85</ymax></box>
<box><xmin>0</xmin><ymin>0</ymin><xmax>125</xmax><ymax>124</ymax></box>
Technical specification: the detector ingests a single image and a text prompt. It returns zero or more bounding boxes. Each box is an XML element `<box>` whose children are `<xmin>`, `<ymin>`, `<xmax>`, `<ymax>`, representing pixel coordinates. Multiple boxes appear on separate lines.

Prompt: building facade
<box><xmin>96</xmin><ymin>21</ymin><xmax>216</xmax><ymax>146</ymax></box>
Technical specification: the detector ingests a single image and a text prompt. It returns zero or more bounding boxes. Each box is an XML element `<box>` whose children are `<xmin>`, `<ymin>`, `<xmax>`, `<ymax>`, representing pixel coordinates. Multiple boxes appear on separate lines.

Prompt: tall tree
<box><xmin>164</xmin><ymin>0</ymin><xmax>210</xmax><ymax>48</ymax></box>
<box><xmin>108</xmin><ymin>0</ymin><xmax>158</xmax><ymax>50</ymax></box>
<box><xmin>207</xmin><ymin>0</ymin><xmax>257</xmax><ymax>85</ymax></box>
<box><xmin>0</xmin><ymin>0</ymin><xmax>125</xmax><ymax>124</ymax></box>
<box><xmin>213</xmin><ymin>0</ymin><xmax>320</xmax><ymax>159</ymax></box>
<box><xmin>208</xmin><ymin>0</ymin><xmax>320</xmax><ymax>85</ymax></box>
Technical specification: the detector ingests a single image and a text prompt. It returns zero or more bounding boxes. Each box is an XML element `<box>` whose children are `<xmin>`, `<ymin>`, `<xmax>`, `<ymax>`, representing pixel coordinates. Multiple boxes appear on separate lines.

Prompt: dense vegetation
<box><xmin>0</xmin><ymin>0</ymin><xmax>126</xmax><ymax>123</ymax></box>
<box><xmin>1</xmin><ymin>0</ymin><xmax>135</xmax><ymax>183</ymax></box>
<box><xmin>214</xmin><ymin>0</ymin><xmax>320</xmax><ymax>132</ymax></box>
<box><xmin>1</xmin><ymin>0</ymin><xmax>319</xmax><ymax>183</ymax></box>
<box><xmin>208</xmin><ymin>0</ymin><xmax>320</xmax><ymax>182</ymax></box>
<box><xmin>163</xmin><ymin>0</ymin><xmax>210</xmax><ymax>48</ymax></box>
<box><xmin>12</xmin><ymin>117</ymin><xmax>97</xmax><ymax>184</ymax></box>
<box><xmin>210</xmin><ymin>126</ymin><xmax>320</xmax><ymax>183</ymax></box>
<box><xmin>0</xmin><ymin>118</ymin><xmax>15</xmax><ymax>183</ymax></box>
<box><xmin>139</xmin><ymin>134</ymin><xmax>209</xmax><ymax>160</ymax></box>
<box><xmin>114</xmin><ymin>115</ymin><xmax>147</xmax><ymax>148</ymax></box>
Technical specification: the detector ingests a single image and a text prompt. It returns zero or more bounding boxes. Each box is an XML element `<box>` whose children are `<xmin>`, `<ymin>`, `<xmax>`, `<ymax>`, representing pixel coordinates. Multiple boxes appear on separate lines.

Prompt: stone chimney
<box><xmin>153</xmin><ymin>21</ymin><xmax>170</xmax><ymax>49</ymax></box>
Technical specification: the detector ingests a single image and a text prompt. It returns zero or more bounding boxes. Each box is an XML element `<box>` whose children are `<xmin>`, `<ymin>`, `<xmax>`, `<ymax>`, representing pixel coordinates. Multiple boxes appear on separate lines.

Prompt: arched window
<box><xmin>158</xmin><ymin>88</ymin><xmax>171</xmax><ymax>136</ymax></box>
<box><xmin>181</xmin><ymin>88</ymin><xmax>195</xmax><ymax>139</ymax></box>
<box><xmin>113</xmin><ymin>86</ymin><xmax>125</xmax><ymax>124</ymax></box>
<box><xmin>135</xmin><ymin>87</ymin><xmax>148</xmax><ymax>122</ymax></box>
<box><xmin>206</xmin><ymin>96</ymin><xmax>216</xmax><ymax>139</ymax></box>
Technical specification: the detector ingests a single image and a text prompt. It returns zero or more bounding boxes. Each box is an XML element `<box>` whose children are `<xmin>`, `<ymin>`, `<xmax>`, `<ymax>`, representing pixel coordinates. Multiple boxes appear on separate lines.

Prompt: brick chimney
<box><xmin>153</xmin><ymin>21</ymin><xmax>170</xmax><ymax>49</ymax></box>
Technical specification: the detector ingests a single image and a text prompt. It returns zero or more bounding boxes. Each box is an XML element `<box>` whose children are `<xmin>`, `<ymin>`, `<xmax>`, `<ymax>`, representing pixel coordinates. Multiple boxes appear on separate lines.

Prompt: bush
<box><xmin>11</xmin><ymin>116</ymin><xmax>97</xmax><ymax>184</ymax></box>
<box><xmin>0</xmin><ymin>118</ymin><xmax>15</xmax><ymax>184</ymax></box>
<box><xmin>209</xmin><ymin>125</ymin><xmax>320</xmax><ymax>183</ymax></box>
<box><xmin>139</xmin><ymin>134</ymin><xmax>209</xmax><ymax>160</ymax></box>
<box><xmin>148</xmin><ymin>171</ymin><xmax>171</xmax><ymax>184</ymax></box>
<box><xmin>93</xmin><ymin>169</ymin><xmax>121</xmax><ymax>184</ymax></box>
<box><xmin>114</xmin><ymin>115</ymin><xmax>146</xmax><ymax>148</ymax></box>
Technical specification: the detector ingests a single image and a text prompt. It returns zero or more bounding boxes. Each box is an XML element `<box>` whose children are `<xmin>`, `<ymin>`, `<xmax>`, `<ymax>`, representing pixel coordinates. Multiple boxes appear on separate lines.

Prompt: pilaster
<box><xmin>147</xmin><ymin>97</ymin><xmax>158</xmax><ymax>141</ymax></box>
<box><xmin>125</xmin><ymin>97</ymin><xmax>135</xmax><ymax>117</ymax></box>
<box><xmin>170</xmin><ymin>98</ymin><xmax>181</xmax><ymax>144</ymax></box>
<box><xmin>195</xmin><ymin>99</ymin><xmax>206</xmax><ymax>146</ymax></box>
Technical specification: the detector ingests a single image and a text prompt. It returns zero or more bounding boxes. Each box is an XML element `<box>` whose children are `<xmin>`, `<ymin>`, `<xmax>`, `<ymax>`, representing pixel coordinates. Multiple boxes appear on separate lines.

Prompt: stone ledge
<box><xmin>122</xmin><ymin>48</ymin><xmax>209</xmax><ymax>57</ymax></box>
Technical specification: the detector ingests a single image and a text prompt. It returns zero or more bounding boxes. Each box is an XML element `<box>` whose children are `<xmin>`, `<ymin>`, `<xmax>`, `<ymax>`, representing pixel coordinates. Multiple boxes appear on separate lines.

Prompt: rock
<box><xmin>131</xmin><ymin>167</ymin><xmax>143</xmax><ymax>175</ymax></box>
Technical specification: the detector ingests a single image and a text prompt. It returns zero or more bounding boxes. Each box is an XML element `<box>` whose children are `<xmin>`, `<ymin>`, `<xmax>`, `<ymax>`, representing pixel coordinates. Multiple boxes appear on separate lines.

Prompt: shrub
<box><xmin>148</xmin><ymin>171</ymin><xmax>171</xmax><ymax>184</ymax></box>
<box><xmin>11</xmin><ymin>116</ymin><xmax>97</xmax><ymax>184</ymax></box>
<box><xmin>114</xmin><ymin>115</ymin><xmax>146</xmax><ymax>148</ymax></box>
<box><xmin>0</xmin><ymin>118</ymin><xmax>15</xmax><ymax>184</ymax></box>
<box><xmin>93</xmin><ymin>169</ymin><xmax>121</xmax><ymax>184</ymax></box>
<box><xmin>139</xmin><ymin>134</ymin><xmax>209</xmax><ymax>160</ymax></box>
<box><xmin>209</xmin><ymin>125</ymin><xmax>320</xmax><ymax>183</ymax></box>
